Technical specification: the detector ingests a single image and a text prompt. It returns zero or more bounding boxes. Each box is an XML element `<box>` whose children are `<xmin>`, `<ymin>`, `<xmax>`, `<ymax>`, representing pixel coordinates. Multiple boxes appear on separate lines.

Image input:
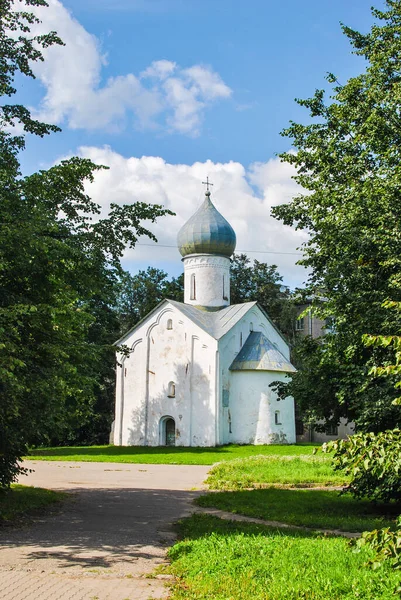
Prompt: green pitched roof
<box><xmin>229</xmin><ymin>331</ymin><xmax>296</xmax><ymax>373</ymax></box>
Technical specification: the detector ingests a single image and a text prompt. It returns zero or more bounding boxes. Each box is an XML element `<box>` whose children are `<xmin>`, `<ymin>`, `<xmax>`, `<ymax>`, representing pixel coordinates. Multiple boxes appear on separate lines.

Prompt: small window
<box><xmin>326</xmin><ymin>423</ymin><xmax>338</xmax><ymax>436</ymax></box>
<box><xmin>275</xmin><ymin>411</ymin><xmax>281</xmax><ymax>425</ymax></box>
<box><xmin>249</xmin><ymin>322</ymin><xmax>253</xmax><ymax>332</ymax></box>
<box><xmin>240</xmin><ymin>332</ymin><xmax>243</xmax><ymax>348</ymax></box>
<box><xmin>223</xmin><ymin>275</ymin><xmax>228</xmax><ymax>301</ymax></box>
<box><xmin>190</xmin><ymin>274</ymin><xmax>196</xmax><ymax>300</ymax></box>
<box><xmin>296</xmin><ymin>317</ymin><xmax>304</xmax><ymax>331</ymax></box>
<box><xmin>325</xmin><ymin>317</ymin><xmax>335</xmax><ymax>333</ymax></box>
<box><xmin>167</xmin><ymin>318</ymin><xmax>173</xmax><ymax>330</ymax></box>
<box><xmin>167</xmin><ymin>381</ymin><xmax>175</xmax><ymax>398</ymax></box>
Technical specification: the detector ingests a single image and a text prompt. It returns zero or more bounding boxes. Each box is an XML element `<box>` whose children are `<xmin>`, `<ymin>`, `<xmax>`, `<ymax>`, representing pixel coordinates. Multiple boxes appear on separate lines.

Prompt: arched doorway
<box><xmin>160</xmin><ymin>416</ymin><xmax>176</xmax><ymax>446</ymax></box>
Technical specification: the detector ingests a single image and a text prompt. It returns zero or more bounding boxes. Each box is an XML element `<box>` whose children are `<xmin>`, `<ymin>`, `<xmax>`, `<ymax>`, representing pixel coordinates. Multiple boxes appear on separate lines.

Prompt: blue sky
<box><xmin>19</xmin><ymin>0</ymin><xmax>384</xmax><ymax>288</ymax></box>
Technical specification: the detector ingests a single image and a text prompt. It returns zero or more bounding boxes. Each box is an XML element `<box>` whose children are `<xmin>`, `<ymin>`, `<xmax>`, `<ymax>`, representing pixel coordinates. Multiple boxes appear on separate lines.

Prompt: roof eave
<box><xmin>114</xmin><ymin>299</ymin><xmax>170</xmax><ymax>346</ymax></box>
<box><xmin>229</xmin><ymin>365</ymin><xmax>296</xmax><ymax>372</ymax></box>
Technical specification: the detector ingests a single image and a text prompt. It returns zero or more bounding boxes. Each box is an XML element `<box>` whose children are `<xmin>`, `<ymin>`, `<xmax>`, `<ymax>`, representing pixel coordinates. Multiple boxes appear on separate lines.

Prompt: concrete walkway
<box><xmin>0</xmin><ymin>460</ymin><xmax>210</xmax><ymax>600</ymax></box>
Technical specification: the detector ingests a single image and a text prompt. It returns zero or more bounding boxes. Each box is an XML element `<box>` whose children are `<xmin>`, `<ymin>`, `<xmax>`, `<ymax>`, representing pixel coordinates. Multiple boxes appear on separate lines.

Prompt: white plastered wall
<box><xmin>183</xmin><ymin>254</ymin><xmax>230</xmax><ymax>307</ymax></box>
<box><xmin>114</xmin><ymin>302</ymin><xmax>218</xmax><ymax>447</ymax></box>
<box><xmin>217</xmin><ymin>306</ymin><xmax>295</xmax><ymax>445</ymax></box>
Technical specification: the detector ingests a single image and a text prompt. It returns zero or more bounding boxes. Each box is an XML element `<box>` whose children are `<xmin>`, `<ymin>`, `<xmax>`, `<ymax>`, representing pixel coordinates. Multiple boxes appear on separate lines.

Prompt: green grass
<box><xmin>0</xmin><ymin>485</ymin><xmax>66</xmax><ymax>524</ymax></box>
<box><xmin>205</xmin><ymin>454</ymin><xmax>347</xmax><ymax>489</ymax></box>
<box><xmin>26</xmin><ymin>443</ymin><xmax>320</xmax><ymax>465</ymax></box>
<box><xmin>166</xmin><ymin>514</ymin><xmax>400</xmax><ymax>600</ymax></box>
<box><xmin>196</xmin><ymin>487</ymin><xmax>399</xmax><ymax>532</ymax></box>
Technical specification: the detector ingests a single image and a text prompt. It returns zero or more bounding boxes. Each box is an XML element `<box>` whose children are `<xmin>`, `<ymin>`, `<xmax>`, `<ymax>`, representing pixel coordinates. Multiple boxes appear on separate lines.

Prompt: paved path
<box><xmin>0</xmin><ymin>460</ymin><xmax>210</xmax><ymax>600</ymax></box>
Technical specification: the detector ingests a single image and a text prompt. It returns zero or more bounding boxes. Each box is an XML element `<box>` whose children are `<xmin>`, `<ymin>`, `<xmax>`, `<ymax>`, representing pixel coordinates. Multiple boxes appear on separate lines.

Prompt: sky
<box><xmin>17</xmin><ymin>0</ymin><xmax>385</xmax><ymax>289</ymax></box>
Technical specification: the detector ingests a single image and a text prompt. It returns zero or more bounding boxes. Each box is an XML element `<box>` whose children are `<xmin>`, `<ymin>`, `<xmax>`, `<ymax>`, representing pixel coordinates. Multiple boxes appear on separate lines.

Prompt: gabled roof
<box><xmin>115</xmin><ymin>299</ymin><xmax>259</xmax><ymax>345</ymax></box>
<box><xmin>167</xmin><ymin>299</ymin><xmax>257</xmax><ymax>340</ymax></box>
<box><xmin>229</xmin><ymin>331</ymin><xmax>296</xmax><ymax>373</ymax></box>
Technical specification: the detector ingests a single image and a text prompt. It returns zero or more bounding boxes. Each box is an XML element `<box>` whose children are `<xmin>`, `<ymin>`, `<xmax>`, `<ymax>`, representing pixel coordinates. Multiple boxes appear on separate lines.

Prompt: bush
<box><xmin>353</xmin><ymin>516</ymin><xmax>401</xmax><ymax>571</ymax></box>
<box><xmin>321</xmin><ymin>429</ymin><xmax>401</xmax><ymax>503</ymax></box>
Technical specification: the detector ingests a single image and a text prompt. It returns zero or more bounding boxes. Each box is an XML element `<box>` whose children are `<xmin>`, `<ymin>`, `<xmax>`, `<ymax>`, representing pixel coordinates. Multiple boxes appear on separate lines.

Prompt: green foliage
<box><xmin>230</xmin><ymin>254</ymin><xmax>297</xmax><ymax>339</ymax></box>
<box><xmin>271</xmin><ymin>1</ymin><xmax>401</xmax><ymax>431</ymax></box>
<box><xmin>115</xmin><ymin>267</ymin><xmax>183</xmax><ymax>334</ymax></box>
<box><xmin>0</xmin><ymin>1</ymin><xmax>172</xmax><ymax>486</ymax></box>
<box><xmin>353</xmin><ymin>516</ymin><xmax>401</xmax><ymax>571</ymax></box>
<box><xmin>273</xmin><ymin>335</ymin><xmax>349</xmax><ymax>432</ymax></box>
<box><xmin>0</xmin><ymin>0</ymin><xmax>63</xmax><ymax>140</ymax></box>
<box><xmin>363</xmin><ymin>298</ymin><xmax>401</xmax><ymax>405</ymax></box>
<box><xmin>322</xmin><ymin>430</ymin><xmax>401</xmax><ymax>503</ymax></box>
<box><xmin>167</xmin><ymin>514</ymin><xmax>400</xmax><ymax>599</ymax></box>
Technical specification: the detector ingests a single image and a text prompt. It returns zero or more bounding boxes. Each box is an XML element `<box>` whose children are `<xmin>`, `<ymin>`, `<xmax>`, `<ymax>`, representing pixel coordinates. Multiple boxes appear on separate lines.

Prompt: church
<box><xmin>113</xmin><ymin>186</ymin><xmax>296</xmax><ymax>447</ymax></box>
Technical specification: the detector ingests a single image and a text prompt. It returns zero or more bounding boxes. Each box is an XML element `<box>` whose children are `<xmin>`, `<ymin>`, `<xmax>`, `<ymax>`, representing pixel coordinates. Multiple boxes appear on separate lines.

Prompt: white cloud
<box><xmin>72</xmin><ymin>146</ymin><xmax>309</xmax><ymax>288</ymax></box>
<box><xmin>183</xmin><ymin>65</ymin><xmax>232</xmax><ymax>100</ymax></box>
<box><xmin>141</xmin><ymin>60</ymin><xmax>177</xmax><ymax>80</ymax></box>
<box><xmin>29</xmin><ymin>1</ymin><xmax>232</xmax><ymax>135</ymax></box>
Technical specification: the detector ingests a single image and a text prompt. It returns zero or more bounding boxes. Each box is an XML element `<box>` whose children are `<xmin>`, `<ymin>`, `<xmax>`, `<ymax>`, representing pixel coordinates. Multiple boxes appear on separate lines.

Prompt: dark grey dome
<box><xmin>177</xmin><ymin>192</ymin><xmax>236</xmax><ymax>258</ymax></box>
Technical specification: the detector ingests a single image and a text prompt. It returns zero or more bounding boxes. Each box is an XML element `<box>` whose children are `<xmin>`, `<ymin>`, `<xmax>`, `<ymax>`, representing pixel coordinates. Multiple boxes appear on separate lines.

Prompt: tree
<box><xmin>272</xmin><ymin>1</ymin><xmax>401</xmax><ymax>432</ymax></box>
<box><xmin>230</xmin><ymin>254</ymin><xmax>297</xmax><ymax>340</ymax></box>
<box><xmin>0</xmin><ymin>1</ymin><xmax>172</xmax><ymax>486</ymax></box>
<box><xmin>116</xmin><ymin>268</ymin><xmax>183</xmax><ymax>335</ymax></box>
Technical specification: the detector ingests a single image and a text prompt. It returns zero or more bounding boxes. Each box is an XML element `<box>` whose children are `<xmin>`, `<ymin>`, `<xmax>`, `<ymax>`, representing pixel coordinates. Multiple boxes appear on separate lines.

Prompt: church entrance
<box><xmin>160</xmin><ymin>416</ymin><xmax>176</xmax><ymax>446</ymax></box>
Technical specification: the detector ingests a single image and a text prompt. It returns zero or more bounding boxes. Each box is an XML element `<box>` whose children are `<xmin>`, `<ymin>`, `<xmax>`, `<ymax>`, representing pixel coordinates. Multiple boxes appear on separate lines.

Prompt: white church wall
<box><xmin>228</xmin><ymin>371</ymin><xmax>295</xmax><ymax>444</ymax></box>
<box><xmin>114</xmin><ymin>302</ymin><xmax>218</xmax><ymax>447</ymax></box>
<box><xmin>217</xmin><ymin>306</ymin><xmax>295</xmax><ymax>445</ymax></box>
<box><xmin>188</xmin><ymin>335</ymin><xmax>218</xmax><ymax>446</ymax></box>
<box><xmin>183</xmin><ymin>254</ymin><xmax>231</xmax><ymax>307</ymax></box>
<box><xmin>118</xmin><ymin>338</ymin><xmax>146</xmax><ymax>445</ymax></box>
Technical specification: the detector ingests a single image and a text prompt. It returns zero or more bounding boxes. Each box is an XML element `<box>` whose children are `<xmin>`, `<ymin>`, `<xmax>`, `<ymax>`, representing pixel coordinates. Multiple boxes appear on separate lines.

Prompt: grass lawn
<box><xmin>0</xmin><ymin>485</ymin><xmax>66</xmax><ymax>524</ymax></box>
<box><xmin>196</xmin><ymin>487</ymin><xmax>399</xmax><ymax>532</ymax></box>
<box><xmin>205</xmin><ymin>454</ymin><xmax>347</xmax><ymax>488</ymax></box>
<box><xmin>26</xmin><ymin>443</ymin><xmax>321</xmax><ymax>465</ymax></box>
<box><xmin>166</xmin><ymin>514</ymin><xmax>400</xmax><ymax>600</ymax></box>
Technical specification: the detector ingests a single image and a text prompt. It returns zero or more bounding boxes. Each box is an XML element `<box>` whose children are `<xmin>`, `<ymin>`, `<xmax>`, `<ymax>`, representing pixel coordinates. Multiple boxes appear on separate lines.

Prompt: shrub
<box><xmin>353</xmin><ymin>516</ymin><xmax>401</xmax><ymax>571</ymax></box>
<box><xmin>321</xmin><ymin>429</ymin><xmax>401</xmax><ymax>503</ymax></box>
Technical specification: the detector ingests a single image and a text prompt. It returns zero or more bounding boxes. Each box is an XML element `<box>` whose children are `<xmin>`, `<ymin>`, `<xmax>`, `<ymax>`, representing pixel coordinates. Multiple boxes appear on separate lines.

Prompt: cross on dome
<box><xmin>177</xmin><ymin>181</ymin><xmax>236</xmax><ymax>258</ymax></box>
<box><xmin>202</xmin><ymin>177</ymin><xmax>214</xmax><ymax>194</ymax></box>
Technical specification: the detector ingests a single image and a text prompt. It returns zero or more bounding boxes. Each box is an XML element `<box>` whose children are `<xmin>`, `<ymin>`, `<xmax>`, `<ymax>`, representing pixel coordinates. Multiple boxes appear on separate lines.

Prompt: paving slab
<box><xmin>0</xmin><ymin>460</ymin><xmax>210</xmax><ymax>600</ymax></box>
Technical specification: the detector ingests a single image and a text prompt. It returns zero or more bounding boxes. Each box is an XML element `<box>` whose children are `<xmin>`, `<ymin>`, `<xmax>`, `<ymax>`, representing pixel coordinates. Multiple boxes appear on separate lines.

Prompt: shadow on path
<box><xmin>0</xmin><ymin>487</ymin><xmax>201</xmax><ymax>571</ymax></box>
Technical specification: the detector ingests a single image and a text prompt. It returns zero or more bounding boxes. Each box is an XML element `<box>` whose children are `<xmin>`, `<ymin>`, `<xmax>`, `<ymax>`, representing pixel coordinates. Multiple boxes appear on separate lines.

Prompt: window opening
<box><xmin>295</xmin><ymin>317</ymin><xmax>304</xmax><ymax>331</ymax></box>
<box><xmin>326</xmin><ymin>423</ymin><xmax>338</xmax><ymax>436</ymax></box>
<box><xmin>249</xmin><ymin>322</ymin><xmax>254</xmax><ymax>332</ymax></box>
<box><xmin>223</xmin><ymin>275</ymin><xmax>228</xmax><ymax>300</ymax></box>
<box><xmin>190</xmin><ymin>274</ymin><xmax>196</xmax><ymax>300</ymax></box>
<box><xmin>240</xmin><ymin>332</ymin><xmax>243</xmax><ymax>348</ymax></box>
<box><xmin>167</xmin><ymin>318</ymin><xmax>173</xmax><ymax>330</ymax></box>
<box><xmin>167</xmin><ymin>381</ymin><xmax>176</xmax><ymax>398</ymax></box>
<box><xmin>325</xmin><ymin>317</ymin><xmax>336</xmax><ymax>333</ymax></box>
<box><xmin>275</xmin><ymin>411</ymin><xmax>281</xmax><ymax>425</ymax></box>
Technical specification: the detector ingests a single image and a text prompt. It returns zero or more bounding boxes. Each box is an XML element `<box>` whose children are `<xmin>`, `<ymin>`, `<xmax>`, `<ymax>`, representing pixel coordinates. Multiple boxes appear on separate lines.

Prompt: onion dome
<box><xmin>177</xmin><ymin>191</ymin><xmax>236</xmax><ymax>257</ymax></box>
